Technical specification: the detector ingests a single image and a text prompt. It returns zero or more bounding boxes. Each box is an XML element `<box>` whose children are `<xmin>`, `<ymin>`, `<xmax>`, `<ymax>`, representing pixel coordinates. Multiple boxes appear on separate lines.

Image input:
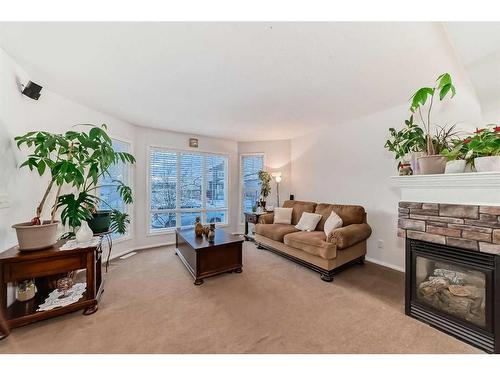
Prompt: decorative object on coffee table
<box><xmin>194</xmin><ymin>216</ymin><xmax>204</xmax><ymax>237</ymax></box>
<box><xmin>175</xmin><ymin>228</ymin><xmax>243</xmax><ymax>286</ymax></box>
<box><xmin>56</xmin><ymin>276</ymin><xmax>74</xmax><ymax>298</ymax></box>
<box><xmin>207</xmin><ymin>223</ymin><xmax>216</xmax><ymax>243</ymax></box>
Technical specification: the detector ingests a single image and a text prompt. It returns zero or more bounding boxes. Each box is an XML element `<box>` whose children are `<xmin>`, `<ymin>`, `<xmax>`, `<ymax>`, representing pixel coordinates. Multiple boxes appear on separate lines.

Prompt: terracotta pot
<box><xmin>417</xmin><ymin>155</ymin><xmax>447</xmax><ymax>175</ymax></box>
<box><xmin>445</xmin><ymin>160</ymin><xmax>466</xmax><ymax>174</ymax></box>
<box><xmin>12</xmin><ymin>221</ymin><xmax>59</xmax><ymax>251</ymax></box>
<box><xmin>474</xmin><ymin>156</ymin><xmax>500</xmax><ymax>172</ymax></box>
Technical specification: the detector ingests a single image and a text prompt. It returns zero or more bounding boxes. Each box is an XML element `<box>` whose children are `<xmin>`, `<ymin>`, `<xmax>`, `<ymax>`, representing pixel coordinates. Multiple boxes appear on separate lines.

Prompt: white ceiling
<box><xmin>444</xmin><ymin>22</ymin><xmax>500</xmax><ymax>115</ymax></box>
<box><xmin>0</xmin><ymin>22</ymin><xmax>481</xmax><ymax>141</ymax></box>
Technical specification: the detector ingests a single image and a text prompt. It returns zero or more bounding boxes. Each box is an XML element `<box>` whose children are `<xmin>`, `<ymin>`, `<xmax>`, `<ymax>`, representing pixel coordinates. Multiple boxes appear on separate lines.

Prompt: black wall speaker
<box><xmin>289</xmin><ymin>194</ymin><xmax>295</xmax><ymax>201</ymax></box>
<box><xmin>22</xmin><ymin>81</ymin><xmax>43</xmax><ymax>100</ymax></box>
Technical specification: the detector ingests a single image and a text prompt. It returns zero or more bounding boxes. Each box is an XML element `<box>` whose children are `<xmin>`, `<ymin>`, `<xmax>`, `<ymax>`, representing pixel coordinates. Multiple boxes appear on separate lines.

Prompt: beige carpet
<box><xmin>0</xmin><ymin>241</ymin><xmax>482</xmax><ymax>353</ymax></box>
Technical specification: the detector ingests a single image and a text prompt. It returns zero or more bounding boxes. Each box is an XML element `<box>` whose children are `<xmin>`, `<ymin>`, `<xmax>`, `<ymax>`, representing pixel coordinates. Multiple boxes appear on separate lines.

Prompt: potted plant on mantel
<box><xmin>464</xmin><ymin>125</ymin><xmax>500</xmax><ymax>172</ymax></box>
<box><xmin>12</xmin><ymin>125</ymin><xmax>135</xmax><ymax>251</ymax></box>
<box><xmin>384</xmin><ymin>114</ymin><xmax>426</xmax><ymax>174</ymax></box>
<box><xmin>440</xmin><ymin>137</ymin><xmax>470</xmax><ymax>173</ymax></box>
<box><xmin>257</xmin><ymin>170</ymin><xmax>271</xmax><ymax>210</ymax></box>
<box><xmin>409</xmin><ymin>73</ymin><xmax>457</xmax><ymax>174</ymax></box>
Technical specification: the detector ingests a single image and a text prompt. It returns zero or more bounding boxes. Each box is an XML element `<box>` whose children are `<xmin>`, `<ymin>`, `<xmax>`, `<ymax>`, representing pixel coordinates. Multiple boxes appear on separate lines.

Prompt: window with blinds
<box><xmin>149</xmin><ymin>148</ymin><xmax>228</xmax><ymax>232</ymax></box>
<box><xmin>240</xmin><ymin>154</ymin><xmax>264</xmax><ymax>222</ymax></box>
<box><xmin>98</xmin><ymin>139</ymin><xmax>132</xmax><ymax>239</ymax></box>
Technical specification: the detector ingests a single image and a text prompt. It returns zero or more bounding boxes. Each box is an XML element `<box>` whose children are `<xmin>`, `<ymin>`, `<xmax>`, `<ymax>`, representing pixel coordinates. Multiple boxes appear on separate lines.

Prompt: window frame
<box><xmin>239</xmin><ymin>152</ymin><xmax>265</xmax><ymax>225</ymax></box>
<box><xmin>147</xmin><ymin>145</ymin><xmax>230</xmax><ymax>235</ymax></box>
<box><xmin>99</xmin><ymin>136</ymin><xmax>134</xmax><ymax>244</ymax></box>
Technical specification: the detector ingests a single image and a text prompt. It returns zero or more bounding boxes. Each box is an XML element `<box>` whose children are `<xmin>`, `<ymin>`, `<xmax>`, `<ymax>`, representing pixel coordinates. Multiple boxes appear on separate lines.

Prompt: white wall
<box><xmin>290</xmin><ymin>89</ymin><xmax>482</xmax><ymax>271</ymax></box>
<box><xmin>0</xmin><ymin>48</ymin><xmax>137</xmax><ymax>258</ymax></box>
<box><xmin>0</xmin><ymin>48</ymin><xmax>241</xmax><ymax>257</ymax></box>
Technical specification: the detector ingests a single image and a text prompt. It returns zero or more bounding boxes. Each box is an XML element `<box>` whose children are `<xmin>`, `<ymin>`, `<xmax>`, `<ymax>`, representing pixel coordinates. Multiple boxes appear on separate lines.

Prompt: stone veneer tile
<box><xmin>410</xmin><ymin>208</ymin><xmax>439</xmax><ymax>216</ymax></box>
<box><xmin>398</xmin><ymin>219</ymin><xmax>426</xmax><ymax>231</ymax></box>
<box><xmin>427</xmin><ymin>225</ymin><xmax>461</xmax><ymax>238</ymax></box>
<box><xmin>448</xmin><ymin>224</ymin><xmax>493</xmax><ymax>233</ymax></box>
<box><xmin>494</xmin><ymin>230</ymin><xmax>500</xmax><ymax>244</ymax></box>
<box><xmin>399</xmin><ymin>202</ymin><xmax>423</xmax><ymax>209</ymax></box>
<box><xmin>407</xmin><ymin>230</ymin><xmax>446</xmax><ymax>245</ymax></box>
<box><xmin>427</xmin><ymin>221</ymin><xmax>448</xmax><ymax>228</ymax></box>
<box><xmin>410</xmin><ymin>214</ymin><xmax>464</xmax><ymax>224</ymax></box>
<box><xmin>462</xmin><ymin>230</ymin><xmax>492</xmax><ymax>242</ymax></box>
<box><xmin>479</xmin><ymin>242</ymin><xmax>500</xmax><ymax>255</ymax></box>
<box><xmin>397</xmin><ymin>228</ymin><xmax>406</xmax><ymax>238</ymax></box>
<box><xmin>422</xmin><ymin>203</ymin><xmax>439</xmax><ymax>210</ymax></box>
<box><xmin>398</xmin><ymin>208</ymin><xmax>409</xmax><ymax>214</ymax></box>
<box><xmin>479</xmin><ymin>206</ymin><xmax>500</xmax><ymax>215</ymax></box>
<box><xmin>479</xmin><ymin>213</ymin><xmax>499</xmax><ymax>222</ymax></box>
<box><xmin>446</xmin><ymin>237</ymin><xmax>479</xmax><ymax>251</ymax></box>
<box><xmin>464</xmin><ymin>219</ymin><xmax>500</xmax><ymax>229</ymax></box>
<box><xmin>439</xmin><ymin>204</ymin><xmax>479</xmax><ymax>219</ymax></box>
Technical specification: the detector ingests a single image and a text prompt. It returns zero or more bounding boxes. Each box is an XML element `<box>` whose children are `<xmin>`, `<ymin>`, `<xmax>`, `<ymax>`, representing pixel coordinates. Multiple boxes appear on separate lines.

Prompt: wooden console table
<box><xmin>0</xmin><ymin>240</ymin><xmax>102</xmax><ymax>339</ymax></box>
<box><xmin>244</xmin><ymin>211</ymin><xmax>271</xmax><ymax>241</ymax></box>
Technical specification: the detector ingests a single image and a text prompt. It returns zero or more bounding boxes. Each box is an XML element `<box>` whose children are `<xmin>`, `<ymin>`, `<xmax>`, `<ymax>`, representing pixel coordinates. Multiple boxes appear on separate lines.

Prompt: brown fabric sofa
<box><xmin>254</xmin><ymin>200</ymin><xmax>372</xmax><ymax>282</ymax></box>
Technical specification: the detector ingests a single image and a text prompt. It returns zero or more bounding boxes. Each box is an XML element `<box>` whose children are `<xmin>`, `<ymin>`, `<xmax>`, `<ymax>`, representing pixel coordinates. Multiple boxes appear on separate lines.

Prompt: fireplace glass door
<box><xmin>414</xmin><ymin>255</ymin><xmax>489</xmax><ymax>329</ymax></box>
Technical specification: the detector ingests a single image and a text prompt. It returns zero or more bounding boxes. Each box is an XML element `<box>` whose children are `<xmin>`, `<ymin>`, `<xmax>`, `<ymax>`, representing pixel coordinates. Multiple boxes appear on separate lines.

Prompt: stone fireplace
<box><xmin>398</xmin><ymin>202</ymin><xmax>500</xmax><ymax>353</ymax></box>
<box><xmin>392</xmin><ymin>172</ymin><xmax>500</xmax><ymax>353</ymax></box>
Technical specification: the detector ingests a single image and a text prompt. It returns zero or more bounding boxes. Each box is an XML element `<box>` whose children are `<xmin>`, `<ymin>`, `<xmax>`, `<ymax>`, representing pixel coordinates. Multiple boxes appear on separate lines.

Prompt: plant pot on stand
<box><xmin>474</xmin><ymin>156</ymin><xmax>500</xmax><ymax>172</ymax></box>
<box><xmin>88</xmin><ymin>210</ymin><xmax>112</xmax><ymax>234</ymax></box>
<box><xmin>417</xmin><ymin>155</ymin><xmax>447</xmax><ymax>175</ymax></box>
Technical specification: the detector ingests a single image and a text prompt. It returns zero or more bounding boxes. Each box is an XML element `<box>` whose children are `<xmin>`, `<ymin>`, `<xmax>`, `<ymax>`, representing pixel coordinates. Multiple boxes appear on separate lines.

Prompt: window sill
<box><xmin>147</xmin><ymin>223</ymin><xmax>230</xmax><ymax>236</ymax></box>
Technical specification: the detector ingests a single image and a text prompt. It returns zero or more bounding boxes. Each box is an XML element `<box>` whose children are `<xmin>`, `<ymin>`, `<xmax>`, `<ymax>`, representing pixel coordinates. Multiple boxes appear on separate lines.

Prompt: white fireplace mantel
<box><xmin>390</xmin><ymin>172</ymin><xmax>500</xmax><ymax>206</ymax></box>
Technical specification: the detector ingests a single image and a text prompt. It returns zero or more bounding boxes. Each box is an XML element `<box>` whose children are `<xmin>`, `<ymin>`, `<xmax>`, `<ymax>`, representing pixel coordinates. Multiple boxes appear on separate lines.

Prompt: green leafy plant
<box><xmin>440</xmin><ymin>138</ymin><xmax>470</xmax><ymax>161</ymax></box>
<box><xmin>410</xmin><ymin>73</ymin><xmax>457</xmax><ymax>155</ymax></box>
<box><xmin>432</xmin><ymin>124</ymin><xmax>461</xmax><ymax>155</ymax></box>
<box><xmin>384</xmin><ymin>115</ymin><xmax>426</xmax><ymax>161</ymax></box>
<box><xmin>257</xmin><ymin>170</ymin><xmax>271</xmax><ymax>200</ymax></box>
<box><xmin>464</xmin><ymin>125</ymin><xmax>500</xmax><ymax>158</ymax></box>
<box><xmin>15</xmin><ymin>124</ymin><xmax>135</xmax><ymax>235</ymax></box>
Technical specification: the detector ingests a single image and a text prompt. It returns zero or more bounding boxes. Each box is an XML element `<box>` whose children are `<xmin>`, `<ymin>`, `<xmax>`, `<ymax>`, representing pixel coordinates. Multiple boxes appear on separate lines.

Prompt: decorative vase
<box><xmin>445</xmin><ymin>160</ymin><xmax>466</xmax><ymax>174</ymax></box>
<box><xmin>194</xmin><ymin>216</ymin><xmax>204</xmax><ymax>237</ymax></box>
<box><xmin>16</xmin><ymin>279</ymin><xmax>37</xmax><ymax>302</ymax></box>
<box><xmin>12</xmin><ymin>220</ymin><xmax>59</xmax><ymax>251</ymax></box>
<box><xmin>57</xmin><ymin>276</ymin><xmax>74</xmax><ymax>298</ymax></box>
<box><xmin>474</xmin><ymin>156</ymin><xmax>500</xmax><ymax>172</ymax></box>
<box><xmin>76</xmin><ymin>221</ymin><xmax>94</xmax><ymax>243</ymax></box>
<box><xmin>207</xmin><ymin>223</ymin><xmax>216</xmax><ymax>243</ymax></box>
<box><xmin>417</xmin><ymin>155</ymin><xmax>447</xmax><ymax>175</ymax></box>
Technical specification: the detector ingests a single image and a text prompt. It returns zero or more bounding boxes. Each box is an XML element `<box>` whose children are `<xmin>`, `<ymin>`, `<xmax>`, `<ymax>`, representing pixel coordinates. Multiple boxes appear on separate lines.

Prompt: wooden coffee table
<box><xmin>175</xmin><ymin>228</ymin><xmax>244</xmax><ymax>285</ymax></box>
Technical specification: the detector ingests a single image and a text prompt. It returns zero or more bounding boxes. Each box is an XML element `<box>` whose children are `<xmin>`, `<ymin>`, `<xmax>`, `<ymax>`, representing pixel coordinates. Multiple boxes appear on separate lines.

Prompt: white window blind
<box><xmin>240</xmin><ymin>154</ymin><xmax>264</xmax><ymax>222</ymax></box>
<box><xmin>149</xmin><ymin>148</ymin><xmax>228</xmax><ymax>232</ymax></box>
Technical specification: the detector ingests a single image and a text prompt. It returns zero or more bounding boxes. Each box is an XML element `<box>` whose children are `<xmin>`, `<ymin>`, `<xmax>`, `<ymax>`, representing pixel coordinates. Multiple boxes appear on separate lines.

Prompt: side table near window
<box><xmin>244</xmin><ymin>212</ymin><xmax>271</xmax><ymax>241</ymax></box>
<box><xmin>0</xmin><ymin>240</ymin><xmax>103</xmax><ymax>339</ymax></box>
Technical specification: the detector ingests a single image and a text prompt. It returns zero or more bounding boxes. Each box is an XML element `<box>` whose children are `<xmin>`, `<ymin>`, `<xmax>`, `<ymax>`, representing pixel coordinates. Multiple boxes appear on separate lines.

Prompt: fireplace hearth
<box><xmin>406</xmin><ymin>239</ymin><xmax>500</xmax><ymax>353</ymax></box>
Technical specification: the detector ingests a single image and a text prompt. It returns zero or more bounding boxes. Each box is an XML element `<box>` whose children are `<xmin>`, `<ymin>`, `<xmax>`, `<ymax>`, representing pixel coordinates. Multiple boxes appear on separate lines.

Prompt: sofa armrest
<box><xmin>258</xmin><ymin>213</ymin><xmax>274</xmax><ymax>224</ymax></box>
<box><xmin>328</xmin><ymin>223</ymin><xmax>372</xmax><ymax>249</ymax></box>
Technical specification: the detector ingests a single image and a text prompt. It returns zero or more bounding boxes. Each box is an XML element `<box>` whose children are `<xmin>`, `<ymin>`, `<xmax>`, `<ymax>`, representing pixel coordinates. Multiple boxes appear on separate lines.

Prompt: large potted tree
<box><xmin>257</xmin><ymin>170</ymin><xmax>271</xmax><ymax>210</ymax></box>
<box><xmin>409</xmin><ymin>73</ymin><xmax>457</xmax><ymax>174</ymax></box>
<box><xmin>12</xmin><ymin>125</ymin><xmax>135</xmax><ymax>250</ymax></box>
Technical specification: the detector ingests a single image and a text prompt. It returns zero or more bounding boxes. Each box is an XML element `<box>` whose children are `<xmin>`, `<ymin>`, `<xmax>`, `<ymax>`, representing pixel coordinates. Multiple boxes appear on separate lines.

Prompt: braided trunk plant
<box><xmin>15</xmin><ymin>124</ymin><xmax>135</xmax><ymax>237</ymax></box>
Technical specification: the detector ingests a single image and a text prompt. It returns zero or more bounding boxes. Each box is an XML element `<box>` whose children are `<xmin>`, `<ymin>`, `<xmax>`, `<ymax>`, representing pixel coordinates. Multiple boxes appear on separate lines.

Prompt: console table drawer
<box><xmin>3</xmin><ymin>255</ymin><xmax>86</xmax><ymax>282</ymax></box>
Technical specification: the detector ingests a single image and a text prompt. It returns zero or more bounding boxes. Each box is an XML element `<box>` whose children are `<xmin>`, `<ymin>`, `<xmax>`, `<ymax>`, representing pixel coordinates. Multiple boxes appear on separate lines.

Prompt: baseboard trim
<box><xmin>109</xmin><ymin>241</ymin><xmax>175</xmax><ymax>261</ymax></box>
<box><xmin>365</xmin><ymin>256</ymin><xmax>404</xmax><ymax>273</ymax></box>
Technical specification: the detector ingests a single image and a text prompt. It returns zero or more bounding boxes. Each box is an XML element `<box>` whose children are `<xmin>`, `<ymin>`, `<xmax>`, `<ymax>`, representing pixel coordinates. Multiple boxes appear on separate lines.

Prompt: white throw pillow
<box><xmin>324</xmin><ymin>211</ymin><xmax>343</xmax><ymax>236</ymax></box>
<box><xmin>295</xmin><ymin>212</ymin><xmax>322</xmax><ymax>232</ymax></box>
<box><xmin>273</xmin><ymin>207</ymin><xmax>293</xmax><ymax>224</ymax></box>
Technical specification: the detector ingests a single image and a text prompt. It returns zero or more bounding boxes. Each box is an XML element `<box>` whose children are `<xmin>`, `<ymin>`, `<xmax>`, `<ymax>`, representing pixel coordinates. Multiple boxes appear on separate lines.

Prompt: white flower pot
<box><xmin>12</xmin><ymin>221</ymin><xmax>59</xmax><ymax>251</ymax></box>
<box><xmin>410</xmin><ymin>152</ymin><xmax>426</xmax><ymax>175</ymax></box>
<box><xmin>417</xmin><ymin>155</ymin><xmax>447</xmax><ymax>175</ymax></box>
<box><xmin>445</xmin><ymin>160</ymin><xmax>466</xmax><ymax>174</ymax></box>
<box><xmin>474</xmin><ymin>156</ymin><xmax>500</xmax><ymax>172</ymax></box>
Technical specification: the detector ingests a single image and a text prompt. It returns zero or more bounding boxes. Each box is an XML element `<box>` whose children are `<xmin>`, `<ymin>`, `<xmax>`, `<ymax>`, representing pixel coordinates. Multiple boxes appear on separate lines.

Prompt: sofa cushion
<box><xmin>255</xmin><ymin>223</ymin><xmax>299</xmax><ymax>242</ymax></box>
<box><xmin>273</xmin><ymin>207</ymin><xmax>293</xmax><ymax>224</ymax></box>
<box><xmin>315</xmin><ymin>203</ymin><xmax>366</xmax><ymax>230</ymax></box>
<box><xmin>283</xmin><ymin>231</ymin><xmax>337</xmax><ymax>260</ymax></box>
<box><xmin>282</xmin><ymin>200</ymin><xmax>317</xmax><ymax>225</ymax></box>
<box><xmin>295</xmin><ymin>212</ymin><xmax>322</xmax><ymax>231</ymax></box>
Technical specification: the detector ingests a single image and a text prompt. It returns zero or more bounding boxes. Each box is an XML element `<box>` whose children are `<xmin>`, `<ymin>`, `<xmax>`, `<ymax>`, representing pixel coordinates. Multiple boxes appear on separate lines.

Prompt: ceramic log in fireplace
<box><xmin>406</xmin><ymin>239</ymin><xmax>500</xmax><ymax>353</ymax></box>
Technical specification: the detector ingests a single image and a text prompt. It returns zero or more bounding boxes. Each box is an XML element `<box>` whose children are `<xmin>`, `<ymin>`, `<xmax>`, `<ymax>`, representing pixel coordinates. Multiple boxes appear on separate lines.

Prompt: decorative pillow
<box><xmin>273</xmin><ymin>207</ymin><xmax>293</xmax><ymax>224</ymax></box>
<box><xmin>324</xmin><ymin>210</ymin><xmax>343</xmax><ymax>236</ymax></box>
<box><xmin>295</xmin><ymin>212</ymin><xmax>322</xmax><ymax>232</ymax></box>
